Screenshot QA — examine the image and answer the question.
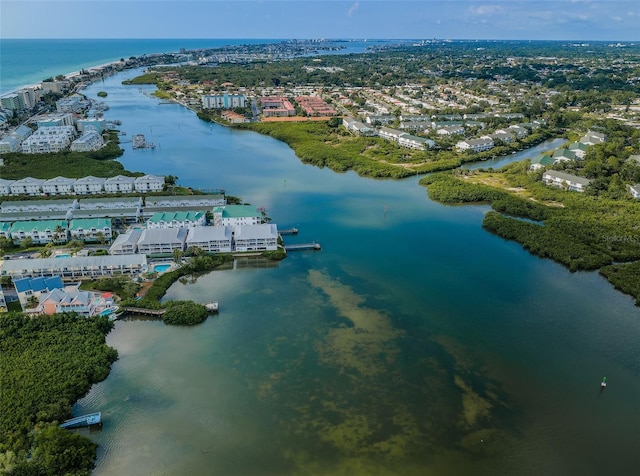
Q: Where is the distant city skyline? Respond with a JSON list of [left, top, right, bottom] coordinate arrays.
[[1, 0, 639, 41]]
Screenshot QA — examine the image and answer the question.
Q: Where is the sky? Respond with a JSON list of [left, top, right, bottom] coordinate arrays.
[[1, 0, 639, 41]]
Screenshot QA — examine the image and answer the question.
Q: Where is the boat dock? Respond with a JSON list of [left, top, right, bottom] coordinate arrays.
[[205, 301, 219, 312], [285, 243, 321, 252], [279, 228, 299, 235], [60, 412, 101, 429]]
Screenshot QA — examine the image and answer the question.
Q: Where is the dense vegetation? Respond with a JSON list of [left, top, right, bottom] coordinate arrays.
[[1, 131, 132, 179], [162, 301, 208, 325], [600, 262, 640, 305], [0, 313, 117, 475]]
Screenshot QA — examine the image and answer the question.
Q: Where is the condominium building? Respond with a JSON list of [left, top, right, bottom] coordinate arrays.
[[109, 229, 143, 255], [201, 93, 247, 109], [73, 176, 106, 195], [9, 177, 45, 196], [9, 220, 68, 245], [104, 175, 135, 193], [185, 226, 233, 252], [0, 255, 148, 280], [68, 218, 112, 243], [136, 228, 187, 254], [70, 130, 104, 152], [212, 205, 262, 226], [42, 177, 77, 196], [147, 211, 206, 229], [20, 125, 76, 153], [134, 175, 165, 192], [233, 224, 278, 252]]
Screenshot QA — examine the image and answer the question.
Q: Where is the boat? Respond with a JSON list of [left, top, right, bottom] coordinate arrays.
[[205, 301, 219, 312], [601, 377, 607, 388], [60, 412, 101, 429]]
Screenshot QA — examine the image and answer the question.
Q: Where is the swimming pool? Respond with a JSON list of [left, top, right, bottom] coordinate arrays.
[[153, 263, 172, 273], [55, 254, 71, 258]]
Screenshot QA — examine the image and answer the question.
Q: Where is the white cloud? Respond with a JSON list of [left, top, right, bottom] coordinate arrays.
[[467, 4, 505, 17]]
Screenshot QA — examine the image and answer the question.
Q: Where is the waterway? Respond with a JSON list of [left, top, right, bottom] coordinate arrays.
[[75, 69, 640, 476]]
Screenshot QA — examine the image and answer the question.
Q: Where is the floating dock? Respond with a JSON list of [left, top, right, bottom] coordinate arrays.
[[60, 412, 101, 429]]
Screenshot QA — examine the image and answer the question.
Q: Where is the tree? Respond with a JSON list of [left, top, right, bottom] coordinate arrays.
[[95, 232, 106, 245], [172, 248, 184, 263], [20, 237, 33, 249], [26, 295, 39, 309]]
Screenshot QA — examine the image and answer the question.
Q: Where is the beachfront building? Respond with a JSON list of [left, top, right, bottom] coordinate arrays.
[[147, 211, 206, 229], [145, 194, 225, 208], [109, 229, 142, 255], [1, 94, 22, 112], [134, 175, 165, 192], [542, 171, 592, 192], [104, 175, 135, 193], [9, 220, 68, 245], [136, 228, 187, 254], [42, 177, 77, 196], [212, 205, 262, 227], [71, 130, 104, 152], [73, 176, 106, 195], [260, 96, 295, 117], [201, 93, 247, 109], [9, 177, 45, 196], [20, 125, 76, 153], [36, 113, 74, 128], [13, 276, 64, 310], [185, 226, 233, 253], [455, 138, 494, 153], [233, 224, 278, 252], [0, 255, 148, 280], [69, 218, 112, 243]]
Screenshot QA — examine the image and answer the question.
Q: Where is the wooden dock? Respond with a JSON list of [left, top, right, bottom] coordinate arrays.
[[121, 307, 166, 316], [279, 228, 299, 235], [285, 243, 321, 252]]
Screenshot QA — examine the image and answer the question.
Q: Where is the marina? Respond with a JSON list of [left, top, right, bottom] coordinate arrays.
[[132, 134, 155, 149]]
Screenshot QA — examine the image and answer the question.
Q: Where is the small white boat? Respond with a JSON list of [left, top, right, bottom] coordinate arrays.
[[601, 377, 607, 388]]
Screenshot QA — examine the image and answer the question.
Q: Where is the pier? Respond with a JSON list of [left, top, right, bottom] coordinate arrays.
[[121, 307, 166, 316], [60, 412, 101, 429], [279, 228, 299, 235], [285, 243, 321, 251]]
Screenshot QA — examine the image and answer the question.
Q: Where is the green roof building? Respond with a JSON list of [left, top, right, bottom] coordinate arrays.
[[211, 205, 261, 226], [9, 220, 68, 245]]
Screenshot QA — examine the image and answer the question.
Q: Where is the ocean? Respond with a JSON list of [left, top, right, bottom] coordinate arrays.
[[3, 40, 640, 475]]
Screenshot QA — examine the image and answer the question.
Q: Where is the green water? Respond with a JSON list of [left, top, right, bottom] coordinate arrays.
[[74, 70, 640, 476]]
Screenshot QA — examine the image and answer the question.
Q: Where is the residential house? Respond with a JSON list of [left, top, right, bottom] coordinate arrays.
[[212, 205, 262, 227], [73, 176, 105, 195], [9, 220, 68, 245], [136, 228, 188, 254], [69, 218, 112, 243], [20, 126, 76, 153], [437, 125, 465, 136], [109, 229, 142, 255], [13, 276, 64, 310], [0, 222, 11, 238], [185, 226, 233, 253], [0, 135, 22, 154], [104, 175, 135, 193], [508, 125, 529, 139], [0, 179, 14, 195], [542, 170, 592, 192], [552, 148, 577, 163], [529, 154, 554, 171], [147, 211, 206, 229], [70, 130, 104, 152], [233, 224, 278, 251], [343, 118, 375, 136], [37, 288, 113, 317], [0, 255, 148, 280], [397, 134, 434, 150], [42, 177, 76, 196], [568, 142, 588, 159], [455, 137, 494, 153], [134, 175, 165, 192], [486, 131, 515, 144], [580, 131, 606, 145], [9, 177, 45, 196]]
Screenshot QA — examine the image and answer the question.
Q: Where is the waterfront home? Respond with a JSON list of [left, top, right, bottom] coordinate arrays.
[[13, 275, 64, 309], [109, 229, 142, 255], [397, 133, 434, 150], [221, 110, 248, 123], [233, 224, 278, 252], [68, 218, 112, 243], [70, 130, 104, 152], [21, 126, 76, 154], [377, 127, 405, 142], [36, 287, 110, 317], [9, 220, 68, 245], [552, 148, 577, 163], [104, 175, 135, 194], [542, 170, 592, 192], [73, 176, 105, 195], [9, 177, 45, 196], [485, 131, 515, 144], [134, 174, 165, 192], [80, 196, 142, 210], [507, 125, 529, 139], [343, 118, 375, 136], [529, 154, 554, 171], [627, 184, 640, 199], [76, 118, 105, 134], [136, 228, 187, 254], [1, 198, 76, 213], [42, 177, 77, 196], [0, 255, 148, 280], [147, 211, 206, 229], [144, 194, 226, 208], [212, 205, 262, 227], [455, 137, 494, 153], [185, 226, 233, 253]]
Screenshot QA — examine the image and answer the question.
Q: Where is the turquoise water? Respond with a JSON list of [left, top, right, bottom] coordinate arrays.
[[152, 264, 172, 273], [67, 69, 640, 476], [55, 254, 71, 259]]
